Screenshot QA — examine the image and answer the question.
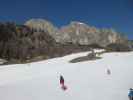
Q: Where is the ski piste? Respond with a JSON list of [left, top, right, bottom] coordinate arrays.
[[0, 50, 133, 100]]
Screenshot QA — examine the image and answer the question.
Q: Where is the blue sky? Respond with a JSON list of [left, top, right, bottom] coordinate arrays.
[[0, 0, 133, 39]]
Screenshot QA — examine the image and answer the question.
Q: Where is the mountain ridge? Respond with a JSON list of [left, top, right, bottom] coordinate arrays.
[[0, 19, 131, 63], [25, 19, 128, 47]]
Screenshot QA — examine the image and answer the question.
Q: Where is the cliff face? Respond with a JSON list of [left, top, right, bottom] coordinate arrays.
[[25, 19, 58, 37], [56, 21, 128, 47], [25, 20, 128, 47]]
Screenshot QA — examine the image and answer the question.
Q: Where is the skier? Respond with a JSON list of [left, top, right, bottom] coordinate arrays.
[[60, 75, 67, 91], [60, 75, 64, 85], [107, 68, 111, 75], [128, 88, 133, 100]]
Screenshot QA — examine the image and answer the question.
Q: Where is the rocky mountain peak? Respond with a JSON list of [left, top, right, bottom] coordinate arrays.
[[56, 21, 127, 46], [25, 19, 57, 36], [25, 18, 128, 47]]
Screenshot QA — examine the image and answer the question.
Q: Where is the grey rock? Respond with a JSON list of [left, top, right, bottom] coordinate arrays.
[[56, 21, 128, 47], [25, 19, 58, 36], [25, 19, 128, 47]]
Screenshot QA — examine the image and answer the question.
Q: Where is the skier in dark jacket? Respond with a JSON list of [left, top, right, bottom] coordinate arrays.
[[60, 75, 64, 85], [107, 68, 111, 75], [59, 75, 67, 91], [128, 88, 133, 100]]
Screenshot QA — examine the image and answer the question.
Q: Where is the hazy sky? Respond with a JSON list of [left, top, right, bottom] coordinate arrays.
[[0, 0, 133, 39]]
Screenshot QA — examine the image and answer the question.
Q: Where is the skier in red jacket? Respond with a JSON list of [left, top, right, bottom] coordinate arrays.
[[60, 75, 67, 91], [60, 75, 64, 85]]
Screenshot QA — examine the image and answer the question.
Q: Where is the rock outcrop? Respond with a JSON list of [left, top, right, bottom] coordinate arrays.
[[56, 21, 128, 47], [25, 19, 128, 47], [25, 19, 58, 37]]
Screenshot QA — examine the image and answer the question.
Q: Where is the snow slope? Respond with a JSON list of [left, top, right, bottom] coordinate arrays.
[[0, 50, 133, 100]]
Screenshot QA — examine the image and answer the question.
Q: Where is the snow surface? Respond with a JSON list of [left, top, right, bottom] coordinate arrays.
[[0, 50, 133, 100]]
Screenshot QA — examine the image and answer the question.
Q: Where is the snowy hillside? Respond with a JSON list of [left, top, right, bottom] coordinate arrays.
[[0, 50, 133, 100]]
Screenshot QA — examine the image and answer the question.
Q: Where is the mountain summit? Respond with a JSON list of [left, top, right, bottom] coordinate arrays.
[[25, 19, 57, 36], [25, 19, 128, 47], [56, 21, 127, 47]]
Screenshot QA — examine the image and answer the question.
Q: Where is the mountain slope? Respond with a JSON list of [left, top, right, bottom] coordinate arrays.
[[25, 19, 58, 36], [0, 22, 57, 61], [56, 21, 128, 47], [25, 19, 128, 47]]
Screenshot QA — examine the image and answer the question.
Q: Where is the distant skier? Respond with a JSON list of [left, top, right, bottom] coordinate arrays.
[[107, 68, 111, 75], [60, 75, 67, 91], [128, 88, 133, 100]]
